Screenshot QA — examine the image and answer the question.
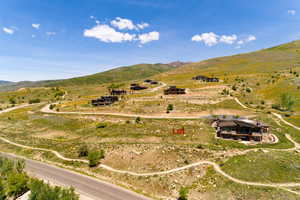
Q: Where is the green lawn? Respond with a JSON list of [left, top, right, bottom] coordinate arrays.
[[222, 151, 300, 183]]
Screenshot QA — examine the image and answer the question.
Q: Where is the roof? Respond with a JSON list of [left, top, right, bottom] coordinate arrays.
[[218, 121, 237, 127], [217, 119, 269, 128]]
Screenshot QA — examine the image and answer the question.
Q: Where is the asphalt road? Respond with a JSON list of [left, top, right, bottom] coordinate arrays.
[[1, 153, 151, 200]]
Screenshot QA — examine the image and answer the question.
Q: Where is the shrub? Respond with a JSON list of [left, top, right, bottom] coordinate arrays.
[[9, 97, 16, 105], [78, 145, 89, 157], [178, 187, 189, 200], [88, 150, 105, 167], [29, 99, 41, 104], [135, 117, 141, 124], [221, 89, 229, 96], [246, 88, 251, 93], [54, 91, 65, 98], [49, 104, 56, 110], [167, 104, 174, 113], [96, 123, 107, 129], [231, 85, 237, 91]]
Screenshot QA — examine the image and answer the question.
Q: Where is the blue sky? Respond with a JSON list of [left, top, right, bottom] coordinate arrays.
[[1, 0, 300, 81]]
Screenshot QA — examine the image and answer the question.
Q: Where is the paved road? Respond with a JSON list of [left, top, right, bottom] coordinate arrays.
[[1, 153, 151, 200]]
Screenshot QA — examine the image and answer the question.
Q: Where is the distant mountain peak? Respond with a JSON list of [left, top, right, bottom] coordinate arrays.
[[167, 61, 191, 67], [0, 80, 13, 85]]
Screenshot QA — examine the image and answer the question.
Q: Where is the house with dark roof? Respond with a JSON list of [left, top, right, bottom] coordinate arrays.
[[130, 84, 148, 90], [164, 86, 186, 95], [91, 96, 119, 106], [193, 75, 219, 82], [215, 119, 269, 141], [110, 89, 127, 96]]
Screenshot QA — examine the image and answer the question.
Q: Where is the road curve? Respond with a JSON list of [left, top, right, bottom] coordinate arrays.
[[0, 152, 151, 200], [0, 104, 31, 114], [272, 112, 300, 131], [41, 104, 204, 119]]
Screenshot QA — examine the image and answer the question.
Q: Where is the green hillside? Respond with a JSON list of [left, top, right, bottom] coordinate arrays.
[[0, 63, 176, 91], [155, 39, 300, 114], [157, 40, 300, 83], [46, 63, 176, 87]]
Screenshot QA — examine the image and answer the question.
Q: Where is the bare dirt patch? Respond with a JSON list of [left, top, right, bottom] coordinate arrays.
[[33, 130, 75, 139]]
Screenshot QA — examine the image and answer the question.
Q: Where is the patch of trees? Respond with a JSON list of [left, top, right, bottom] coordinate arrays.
[[29, 179, 78, 200], [88, 150, 105, 167], [78, 145, 105, 167], [0, 156, 79, 200], [9, 97, 16, 105], [272, 93, 295, 112], [280, 93, 295, 111]]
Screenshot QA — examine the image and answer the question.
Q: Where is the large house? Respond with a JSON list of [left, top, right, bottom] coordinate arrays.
[[144, 79, 158, 84], [110, 89, 127, 96], [91, 96, 119, 106], [214, 118, 269, 142], [130, 83, 148, 90], [164, 86, 186, 95], [193, 75, 219, 82]]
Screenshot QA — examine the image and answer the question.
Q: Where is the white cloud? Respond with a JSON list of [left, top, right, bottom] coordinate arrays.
[[138, 31, 159, 44], [137, 22, 149, 30], [84, 18, 157, 45], [32, 24, 40, 29], [220, 34, 237, 44], [245, 35, 256, 42], [3, 27, 14, 35], [32, 34, 36, 38], [90, 16, 95, 19], [46, 32, 56, 36], [111, 17, 136, 30], [110, 17, 150, 30], [288, 10, 296, 15], [191, 32, 219, 46], [192, 32, 256, 47], [84, 24, 136, 43], [236, 35, 256, 47]]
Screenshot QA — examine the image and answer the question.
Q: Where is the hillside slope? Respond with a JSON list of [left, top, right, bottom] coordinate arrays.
[[0, 63, 177, 91], [155, 40, 300, 113], [157, 40, 300, 83], [46, 63, 176, 87]]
